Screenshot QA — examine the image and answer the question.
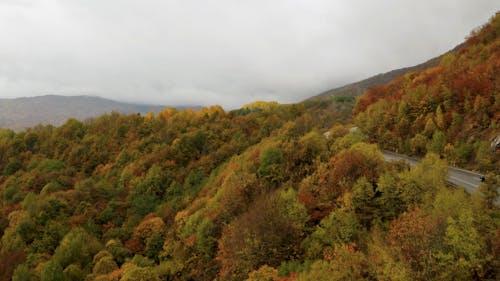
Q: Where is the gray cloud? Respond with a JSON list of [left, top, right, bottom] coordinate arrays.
[[0, 0, 498, 109]]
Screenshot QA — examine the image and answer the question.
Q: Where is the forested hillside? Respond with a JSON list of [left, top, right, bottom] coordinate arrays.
[[0, 13, 499, 281], [309, 45, 454, 100], [355, 13, 500, 172]]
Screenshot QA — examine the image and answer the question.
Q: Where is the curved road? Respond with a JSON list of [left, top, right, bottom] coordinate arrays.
[[382, 150, 485, 194]]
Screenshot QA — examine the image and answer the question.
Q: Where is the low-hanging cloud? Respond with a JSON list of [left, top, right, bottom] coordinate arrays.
[[0, 0, 498, 109]]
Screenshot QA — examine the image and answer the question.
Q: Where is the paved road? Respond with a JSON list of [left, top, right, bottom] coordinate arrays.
[[382, 150, 484, 194]]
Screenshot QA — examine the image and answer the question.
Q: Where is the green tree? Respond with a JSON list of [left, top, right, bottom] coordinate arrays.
[[474, 141, 494, 169], [375, 173, 406, 223], [330, 130, 367, 154], [399, 153, 447, 207], [93, 256, 118, 275], [53, 228, 102, 268], [3, 159, 23, 175], [478, 173, 499, 209], [436, 209, 487, 280], [427, 130, 445, 154], [120, 265, 160, 281], [409, 134, 427, 155], [257, 147, 285, 185], [351, 177, 378, 227], [41, 260, 65, 281], [298, 130, 328, 163], [63, 264, 85, 281], [302, 209, 362, 259], [12, 264, 33, 281], [452, 142, 473, 165], [145, 232, 164, 262], [435, 105, 445, 129]]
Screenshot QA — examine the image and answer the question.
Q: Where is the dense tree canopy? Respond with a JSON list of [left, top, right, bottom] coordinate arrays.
[[354, 13, 499, 172], [0, 12, 499, 281]]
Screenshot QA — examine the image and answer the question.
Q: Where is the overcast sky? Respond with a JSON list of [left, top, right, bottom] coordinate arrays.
[[0, 1, 498, 109]]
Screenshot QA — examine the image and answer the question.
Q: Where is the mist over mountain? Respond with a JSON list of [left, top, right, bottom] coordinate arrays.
[[0, 95, 198, 131], [309, 43, 464, 100], [0, 8, 498, 281]]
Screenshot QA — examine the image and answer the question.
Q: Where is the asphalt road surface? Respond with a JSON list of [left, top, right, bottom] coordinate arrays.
[[382, 150, 484, 194]]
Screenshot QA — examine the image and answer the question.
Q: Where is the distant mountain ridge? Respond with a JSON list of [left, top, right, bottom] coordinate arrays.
[[0, 95, 197, 131], [309, 43, 464, 100]]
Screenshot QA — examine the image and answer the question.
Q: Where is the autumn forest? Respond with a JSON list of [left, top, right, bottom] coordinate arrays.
[[0, 12, 499, 281]]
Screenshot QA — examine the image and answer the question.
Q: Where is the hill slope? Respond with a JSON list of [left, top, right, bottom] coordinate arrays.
[[354, 12, 499, 172], [309, 44, 463, 100], [0, 13, 498, 281], [0, 95, 195, 131]]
